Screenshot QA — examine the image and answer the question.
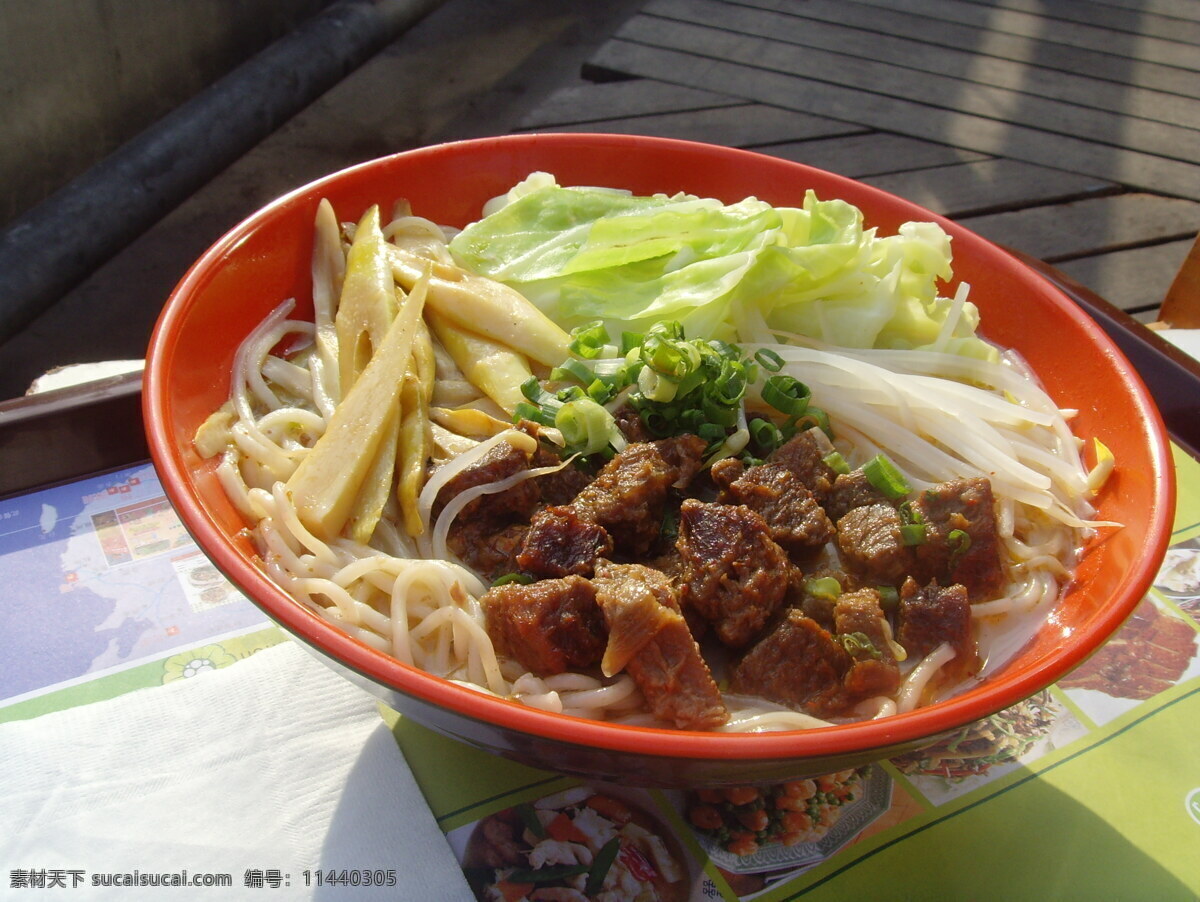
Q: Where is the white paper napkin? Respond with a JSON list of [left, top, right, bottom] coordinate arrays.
[[0, 641, 473, 900], [1156, 328, 1200, 362]]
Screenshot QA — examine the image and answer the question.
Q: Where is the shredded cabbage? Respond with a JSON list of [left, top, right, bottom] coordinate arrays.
[[449, 172, 995, 360]]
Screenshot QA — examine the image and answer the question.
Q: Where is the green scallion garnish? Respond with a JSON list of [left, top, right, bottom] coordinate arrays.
[[761, 375, 811, 417], [568, 321, 612, 359], [863, 454, 912, 501], [823, 450, 851, 475], [948, 528, 972, 565], [806, 576, 842, 600]]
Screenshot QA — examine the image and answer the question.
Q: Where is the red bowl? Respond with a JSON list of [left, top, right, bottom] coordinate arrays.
[[144, 134, 1175, 786]]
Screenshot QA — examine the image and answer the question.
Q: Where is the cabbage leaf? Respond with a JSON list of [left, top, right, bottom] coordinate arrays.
[[448, 173, 993, 359]]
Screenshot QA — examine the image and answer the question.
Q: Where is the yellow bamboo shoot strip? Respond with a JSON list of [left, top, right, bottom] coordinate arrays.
[[334, 206, 405, 544], [387, 244, 570, 367], [397, 375, 428, 537], [336, 206, 397, 392], [396, 320, 436, 537], [427, 310, 533, 416], [285, 277, 428, 541], [346, 392, 401, 545], [310, 198, 345, 410]]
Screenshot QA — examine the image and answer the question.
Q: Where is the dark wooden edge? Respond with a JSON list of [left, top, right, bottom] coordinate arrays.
[[1007, 249, 1200, 462], [0, 369, 149, 499]]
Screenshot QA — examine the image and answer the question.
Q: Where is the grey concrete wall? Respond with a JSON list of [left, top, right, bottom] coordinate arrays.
[[0, 0, 334, 228]]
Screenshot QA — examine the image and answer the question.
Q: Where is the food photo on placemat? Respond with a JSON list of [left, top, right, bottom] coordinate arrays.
[[676, 765, 891, 889], [1156, 539, 1200, 618], [1058, 596, 1200, 725], [888, 690, 1088, 804], [451, 784, 694, 902]]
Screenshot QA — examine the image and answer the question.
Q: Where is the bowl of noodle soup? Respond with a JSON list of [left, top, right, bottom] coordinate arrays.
[[144, 133, 1174, 786]]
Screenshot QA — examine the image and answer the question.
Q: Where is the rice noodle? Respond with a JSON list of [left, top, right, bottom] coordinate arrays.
[[897, 643, 957, 713]]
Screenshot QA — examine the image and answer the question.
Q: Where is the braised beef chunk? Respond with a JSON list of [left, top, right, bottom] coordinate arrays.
[[676, 499, 793, 648], [730, 609, 851, 716], [825, 470, 894, 522], [834, 589, 901, 700], [896, 578, 973, 661], [516, 506, 613, 578], [481, 576, 606, 675], [834, 589, 897, 663], [448, 521, 527, 582], [767, 429, 839, 503], [572, 435, 708, 556], [910, 478, 1005, 599], [613, 405, 654, 443], [434, 439, 539, 527], [709, 456, 744, 488], [592, 561, 728, 730], [834, 503, 912, 585], [530, 446, 594, 506], [713, 461, 834, 554]]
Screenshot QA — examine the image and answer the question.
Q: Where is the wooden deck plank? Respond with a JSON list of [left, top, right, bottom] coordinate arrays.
[[962, 0, 1200, 46], [846, 0, 1200, 69], [957, 193, 1200, 260], [861, 158, 1118, 218], [618, 12, 1200, 163], [1055, 238, 1199, 313], [1089, 0, 1200, 19], [590, 34, 1200, 199], [761, 133, 991, 179], [525, 102, 863, 147], [744, 0, 1200, 98], [656, 0, 1200, 129], [517, 78, 739, 129]]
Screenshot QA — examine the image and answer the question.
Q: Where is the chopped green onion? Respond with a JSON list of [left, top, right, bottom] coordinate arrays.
[[642, 333, 701, 379], [948, 528, 972, 566], [587, 378, 615, 404], [900, 523, 928, 546], [863, 454, 912, 501], [838, 631, 882, 660], [555, 398, 617, 456], [761, 375, 810, 417], [823, 451, 851, 475], [806, 576, 842, 600], [569, 321, 611, 359], [876, 585, 899, 611], [749, 418, 783, 453], [793, 406, 831, 437], [620, 331, 644, 355], [555, 385, 586, 403], [530, 320, 845, 464], [649, 320, 685, 341], [637, 366, 678, 403], [702, 397, 740, 428], [520, 375, 544, 403], [754, 347, 785, 372], [550, 358, 594, 385], [491, 572, 533, 587], [513, 401, 555, 427]]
